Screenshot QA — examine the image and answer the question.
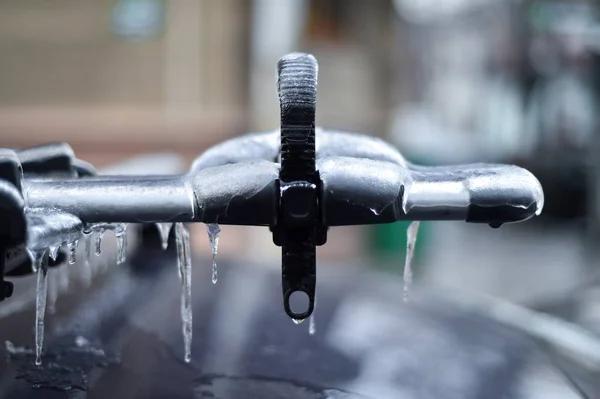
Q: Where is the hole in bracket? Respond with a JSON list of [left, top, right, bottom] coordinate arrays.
[[284, 289, 314, 319], [288, 290, 310, 315]]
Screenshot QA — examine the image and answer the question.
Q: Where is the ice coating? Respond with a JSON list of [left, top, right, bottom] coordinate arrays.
[[191, 130, 280, 171], [316, 129, 408, 168], [403, 221, 420, 302], [403, 163, 545, 221], [156, 222, 173, 250], [25, 210, 82, 253], [317, 157, 406, 224], [309, 314, 316, 335], [186, 127, 543, 225], [22, 176, 195, 224], [206, 223, 221, 284], [175, 223, 193, 363], [318, 156, 544, 225], [191, 160, 279, 223]]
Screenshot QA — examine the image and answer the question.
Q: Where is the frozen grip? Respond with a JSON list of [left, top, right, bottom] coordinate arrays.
[[277, 53, 318, 183]]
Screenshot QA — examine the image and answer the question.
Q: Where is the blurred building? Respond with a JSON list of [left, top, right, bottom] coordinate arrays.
[[0, 0, 395, 168]]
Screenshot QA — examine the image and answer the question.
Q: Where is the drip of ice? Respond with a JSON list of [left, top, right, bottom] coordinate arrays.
[[309, 314, 316, 335], [28, 249, 46, 273], [48, 245, 60, 262], [292, 318, 304, 325], [34, 251, 48, 366], [156, 223, 173, 250], [206, 224, 221, 284], [67, 240, 79, 265], [94, 227, 105, 256], [115, 224, 128, 264], [403, 221, 420, 302], [175, 223, 193, 363]]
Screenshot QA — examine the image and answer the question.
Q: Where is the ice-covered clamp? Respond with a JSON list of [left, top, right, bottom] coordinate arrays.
[[0, 53, 544, 322]]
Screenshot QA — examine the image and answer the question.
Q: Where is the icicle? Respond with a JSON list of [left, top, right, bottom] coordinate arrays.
[[115, 224, 128, 265], [308, 315, 316, 335], [94, 227, 105, 256], [28, 248, 45, 273], [175, 223, 193, 363], [292, 318, 304, 325], [81, 230, 93, 285], [206, 224, 221, 284], [403, 221, 420, 302], [67, 240, 79, 265], [34, 251, 48, 366], [48, 245, 60, 262], [156, 223, 173, 250]]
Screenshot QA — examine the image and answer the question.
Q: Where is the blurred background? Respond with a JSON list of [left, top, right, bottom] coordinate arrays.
[[2, 0, 600, 397]]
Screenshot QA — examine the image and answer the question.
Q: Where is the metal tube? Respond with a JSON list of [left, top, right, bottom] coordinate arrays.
[[22, 176, 196, 224]]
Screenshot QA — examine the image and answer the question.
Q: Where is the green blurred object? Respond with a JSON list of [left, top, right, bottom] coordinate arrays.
[[369, 221, 429, 275]]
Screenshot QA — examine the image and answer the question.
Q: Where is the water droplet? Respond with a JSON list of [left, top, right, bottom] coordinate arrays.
[[403, 221, 420, 302], [67, 240, 79, 265], [292, 318, 304, 325], [34, 251, 48, 366], [309, 314, 316, 335], [156, 223, 173, 250], [75, 335, 90, 347], [206, 224, 221, 284], [115, 224, 128, 265], [175, 223, 193, 363]]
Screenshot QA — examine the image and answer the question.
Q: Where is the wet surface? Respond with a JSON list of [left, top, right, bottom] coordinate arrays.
[[0, 240, 595, 398]]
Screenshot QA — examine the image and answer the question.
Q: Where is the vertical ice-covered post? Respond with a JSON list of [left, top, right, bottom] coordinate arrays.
[[175, 222, 193, 363]]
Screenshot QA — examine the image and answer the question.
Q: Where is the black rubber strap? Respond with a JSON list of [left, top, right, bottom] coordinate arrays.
[[276, 53, 319, 320]]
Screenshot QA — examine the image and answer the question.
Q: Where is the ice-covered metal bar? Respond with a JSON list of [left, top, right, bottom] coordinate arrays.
[[23, 176, 195, 224], [22, 159, 281, 226]]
